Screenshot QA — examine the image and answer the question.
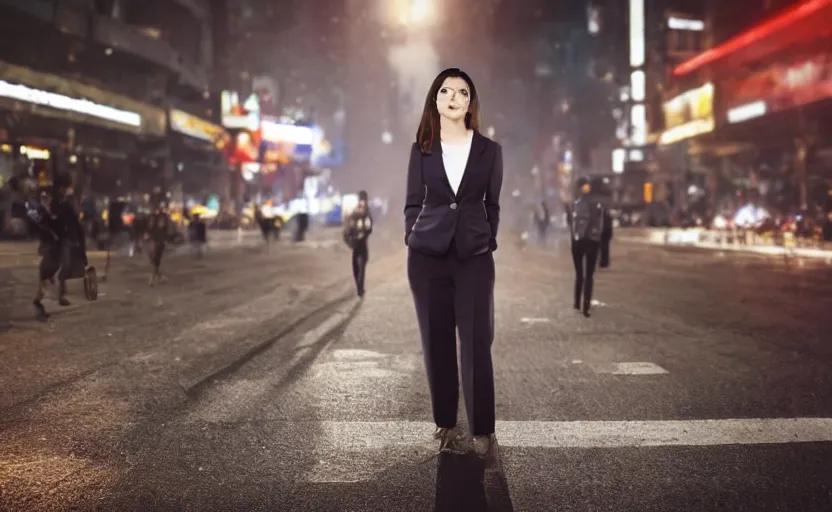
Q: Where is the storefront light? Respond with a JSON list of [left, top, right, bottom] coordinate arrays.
[[659, 118, 715, 145], [727, 100, 767, 123], [20, 145, 50, 160], [261, 121, 315, 145], [169, 109, 225, 143], [668, 17, 704, 31], [0, 80, 141, 127]]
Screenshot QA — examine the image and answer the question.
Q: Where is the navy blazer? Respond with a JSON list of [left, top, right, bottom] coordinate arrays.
[[404, 131, 503, 259]]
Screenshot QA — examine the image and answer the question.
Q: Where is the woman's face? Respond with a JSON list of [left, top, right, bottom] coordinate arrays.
[[435, 77, 471, 122]]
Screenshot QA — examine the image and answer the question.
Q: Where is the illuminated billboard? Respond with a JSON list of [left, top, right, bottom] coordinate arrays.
[[169, 109, 228, 147], [220, 91, 260, 130], [660, 83, 714, 145]]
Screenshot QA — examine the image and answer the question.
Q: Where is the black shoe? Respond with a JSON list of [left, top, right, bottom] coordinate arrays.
[[358, 288, 365, 298], [582, 301, 591, 317], [58, 297, 71, 307], [33, 300, 49, 321]]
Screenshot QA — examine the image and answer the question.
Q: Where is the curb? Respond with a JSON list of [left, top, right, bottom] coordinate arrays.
[[618, 228, 832, 261]]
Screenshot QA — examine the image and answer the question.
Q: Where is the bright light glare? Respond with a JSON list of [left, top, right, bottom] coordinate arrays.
[[630, 103, 647, 146], [612, 148, 626, 173], [727, 101, 767, 123], [398, 0, 432, 25], [659, 118, 714, 145], [629, 0, 645, 67], [630, 70, 645, 101], [668, 17, 705, 31]]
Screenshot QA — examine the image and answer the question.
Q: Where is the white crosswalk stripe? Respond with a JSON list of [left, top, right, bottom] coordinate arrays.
[[303, 418, 832, 482]]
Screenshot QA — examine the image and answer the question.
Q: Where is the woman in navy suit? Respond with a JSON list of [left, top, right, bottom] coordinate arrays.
[[404, 68, 503, 468]]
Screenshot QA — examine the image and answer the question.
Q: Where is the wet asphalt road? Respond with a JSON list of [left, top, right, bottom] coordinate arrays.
[[1, 235, 831, 512]]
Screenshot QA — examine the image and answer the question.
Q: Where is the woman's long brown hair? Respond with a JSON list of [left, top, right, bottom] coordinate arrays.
[[416, 68, 481, 154]]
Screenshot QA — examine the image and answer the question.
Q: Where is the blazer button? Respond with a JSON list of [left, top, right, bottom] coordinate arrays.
[[450, 203, 458, 210]]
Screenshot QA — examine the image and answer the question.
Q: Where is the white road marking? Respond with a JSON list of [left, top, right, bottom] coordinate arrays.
[[303, 418, 832, 482], [590, 299, 606, 307], [594, 362, 668, 375], [520, 317, 551, 324]]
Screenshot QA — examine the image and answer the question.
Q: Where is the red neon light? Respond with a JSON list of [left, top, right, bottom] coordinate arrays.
[[674, 0, 831, 76]]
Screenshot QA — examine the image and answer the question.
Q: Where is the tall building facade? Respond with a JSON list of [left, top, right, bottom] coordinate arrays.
[[659, 0, 831, 218], [216, 0, 349, 206], [0, 0, 228, 212]]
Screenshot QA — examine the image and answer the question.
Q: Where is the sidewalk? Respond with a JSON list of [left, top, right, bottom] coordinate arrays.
[[0, 228, 304, 268], [618, 227, 832, 261], [0, 229, 260, 255]]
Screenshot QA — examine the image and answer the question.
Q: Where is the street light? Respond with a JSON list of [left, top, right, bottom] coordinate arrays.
[[395, 0, 433, 26]]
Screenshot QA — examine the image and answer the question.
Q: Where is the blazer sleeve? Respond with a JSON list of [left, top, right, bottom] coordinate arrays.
[[403, 142, 424, 244], [485, 143, 504, 251]]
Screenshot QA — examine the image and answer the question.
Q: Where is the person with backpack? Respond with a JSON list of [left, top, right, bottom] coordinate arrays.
[[570, 177, 605, 317], [343, 190, 373, 297], [25, 176, 87, 318]]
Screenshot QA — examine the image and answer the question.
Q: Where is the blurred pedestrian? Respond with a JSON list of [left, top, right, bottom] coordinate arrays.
[[25, 187, 61, 320], [405, 68, 503, 467], [534, 201, 550, 246], [145, 203, 170, 286], [24, 176, 88, 318], [51, 178, 87, 306], [343, 190, 373, 297], [254, 204, 274, 251], [188, 213, 207, 258], [570, 177, 605, 316]]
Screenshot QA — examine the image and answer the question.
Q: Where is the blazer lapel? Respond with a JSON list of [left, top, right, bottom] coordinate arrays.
[[455, 131, 487, 198], [430, 138, 456, 198]]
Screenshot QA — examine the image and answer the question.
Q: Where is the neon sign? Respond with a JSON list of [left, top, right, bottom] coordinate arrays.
[[722, 52, 832, 116], [674, 0, 829, 76]]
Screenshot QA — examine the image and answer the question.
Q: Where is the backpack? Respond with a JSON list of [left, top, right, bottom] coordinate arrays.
[[571, 196, 604, 242]]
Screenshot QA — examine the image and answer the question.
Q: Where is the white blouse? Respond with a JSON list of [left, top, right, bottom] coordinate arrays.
[[441, 132, 473, 195]]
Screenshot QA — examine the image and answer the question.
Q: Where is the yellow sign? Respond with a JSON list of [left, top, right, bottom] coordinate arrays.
[[38, 170, 51, 187], [169, 109, 228, 147], [660, 83, 714, 145]]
